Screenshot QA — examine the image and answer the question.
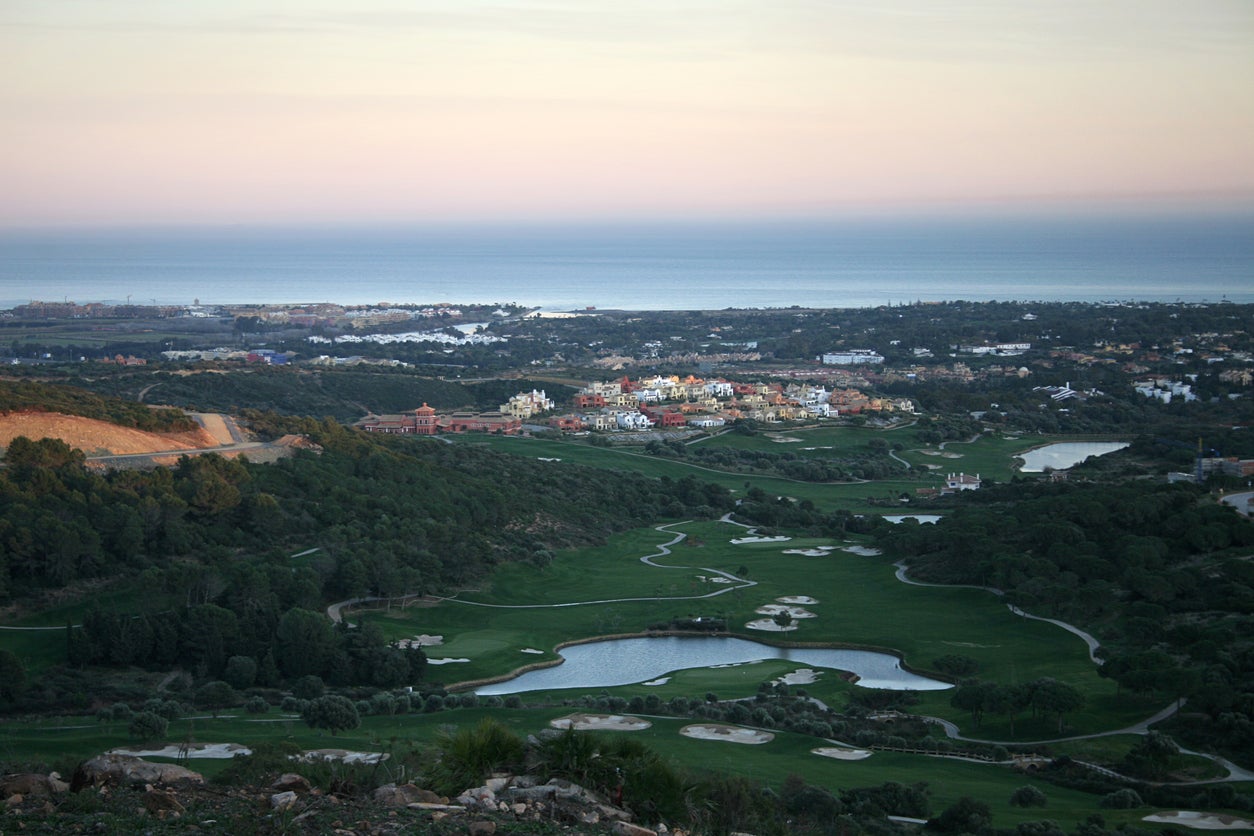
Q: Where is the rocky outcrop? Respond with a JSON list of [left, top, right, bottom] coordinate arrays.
[[71, 754, 204, 790], [0, 773, 68, 799]]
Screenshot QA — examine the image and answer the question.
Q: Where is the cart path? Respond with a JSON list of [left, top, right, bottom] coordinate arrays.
[[328, 521, 755, 620]]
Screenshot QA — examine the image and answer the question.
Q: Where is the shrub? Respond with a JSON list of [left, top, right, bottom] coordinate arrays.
[[301, 695, 360, 736], [426, 718, 524, 796], [1099, 788, 1144, 809], [244, 695, 269, 714], [128, 711, 168, 741], [1010, 785, 1048, 808]]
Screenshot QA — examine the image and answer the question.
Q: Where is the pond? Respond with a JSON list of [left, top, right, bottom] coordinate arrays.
[[475, 636, 951, 695], [883, 514, 941, 524], [1018, 441, 1129, 472]]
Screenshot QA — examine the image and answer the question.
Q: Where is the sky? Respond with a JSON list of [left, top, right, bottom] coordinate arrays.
[[3, 0, 1253, 226]]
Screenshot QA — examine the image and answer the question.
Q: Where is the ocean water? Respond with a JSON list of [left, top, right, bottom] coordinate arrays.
[[1, 212, 1251, 311]]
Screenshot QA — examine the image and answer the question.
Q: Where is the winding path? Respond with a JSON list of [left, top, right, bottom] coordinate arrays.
[[329, 522, 756, 621]]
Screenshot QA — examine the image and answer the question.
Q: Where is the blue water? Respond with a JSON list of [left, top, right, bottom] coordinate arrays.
[[474, 635, 951, 695], [1, 212, 1251, 310]]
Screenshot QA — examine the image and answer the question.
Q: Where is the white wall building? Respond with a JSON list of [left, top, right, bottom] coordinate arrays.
[[820, 350, 884, 365]]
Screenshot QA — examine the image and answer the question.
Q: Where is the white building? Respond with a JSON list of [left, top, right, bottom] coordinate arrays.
[[501, 389, 555, 418], [820, 350, 884, 365], [944, 472, 981, 492], [615, 411, 654, 431]]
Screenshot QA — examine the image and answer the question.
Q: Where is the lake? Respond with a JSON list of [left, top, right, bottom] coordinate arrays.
[[474, 635, 951, 695], [1018, 441, 1129, 472]]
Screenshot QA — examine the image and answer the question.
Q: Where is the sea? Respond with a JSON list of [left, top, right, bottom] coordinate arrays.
[[1, 211, 1251, 311]]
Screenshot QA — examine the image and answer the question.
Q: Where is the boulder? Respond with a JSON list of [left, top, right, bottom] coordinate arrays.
[[612, 823, 659, 836], [372, 783, 437, 807], [0, 773, 68, 798], [271, 773, 312, 794], [270, 790, 298, 811], [468, 821, 497, 836], [72, 755, 203, 790], [143, 786, 185, 818]]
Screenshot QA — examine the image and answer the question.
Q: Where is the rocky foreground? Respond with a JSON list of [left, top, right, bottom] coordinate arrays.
[[1, 754, 676, 835]]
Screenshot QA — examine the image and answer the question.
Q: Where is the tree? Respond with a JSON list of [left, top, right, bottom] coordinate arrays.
[[301, 695, 360, 736], [928, 796, 992, 834], [196, 680, 238, 718], [275, 608, 334, 679], [1009, 786, 1048, 808], [223, 655, 258, 690], [1031, 678, 1085, 734], [0, 650, 26, 703], [128, 711, 169, 741]]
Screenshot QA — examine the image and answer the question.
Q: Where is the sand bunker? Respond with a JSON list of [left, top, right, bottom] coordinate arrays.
[[427, 657, 471, 665], [551, 713, 652, 731], [783, 547, 835, 556], [768, 436, 802, 443], [941, 452, 962, 458], [813, 747, 873, 761], [731, 536, 791, 544], [642, 677, 670, 686], [395, 634, 443, 649], [697, 575, 734, 584], [680, 724, 773, 745], [1142, 812, 1254, 830], [520, 648, 544, 655], [777, 596, 818, 604], [755, 604, 816, 619], [841, 545, 882, 556], [710, 660, 762, 669], [774, 668, 820, 686], [746, 618, 798, 632], [300, 749, 389, 764], [108, 743, 251, 759]]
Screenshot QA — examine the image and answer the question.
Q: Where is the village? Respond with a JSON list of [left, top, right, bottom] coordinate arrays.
[[355, 374, 918, 437]]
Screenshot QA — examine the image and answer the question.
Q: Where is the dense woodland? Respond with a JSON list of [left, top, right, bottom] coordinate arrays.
[[0, 410, 731, 709], [879, 479, 1254, 766]]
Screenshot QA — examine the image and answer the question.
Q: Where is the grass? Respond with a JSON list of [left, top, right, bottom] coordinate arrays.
[[357, 517, 1156, 740], [7, 704, 1241, 830], [452, 429, 1118, 513]]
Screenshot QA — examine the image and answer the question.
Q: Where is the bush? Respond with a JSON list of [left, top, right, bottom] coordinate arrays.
[[1099, 788, 1144, 809], [128, 711, 168, 741], [1010, 785, 1048, 808], [301, 695, 360, 736], [244, 695, 269, 714], [426, 718, 524, 796], [292, 675, 325, 700]]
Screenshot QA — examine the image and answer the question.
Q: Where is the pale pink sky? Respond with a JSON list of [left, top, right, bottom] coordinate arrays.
[[3, 0, 1253, 226]]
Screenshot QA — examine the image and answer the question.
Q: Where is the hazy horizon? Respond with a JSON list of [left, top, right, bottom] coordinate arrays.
[[4, 1, 1252, 228]]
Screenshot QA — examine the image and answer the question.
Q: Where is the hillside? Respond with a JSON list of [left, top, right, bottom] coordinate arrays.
[[0, 411, 219, 456]]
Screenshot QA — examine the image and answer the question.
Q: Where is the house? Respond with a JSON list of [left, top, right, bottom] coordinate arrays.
[[500, 389, 554, 419], [442, 412, 522, 434], [943, 473, 981, 492], [820, 350, 884, 365]]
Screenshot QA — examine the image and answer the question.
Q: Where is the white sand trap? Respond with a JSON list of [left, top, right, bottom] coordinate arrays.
[[551, 713, 652, 731], [681, 724, 773, 745], [802, 446, 834, 451], [755, 605, 816, 619], [731, 536, 791, 544], [537, 457, 562, 462], [768, 436, 802, 443], [520, 647, 544, 654], [108, 743, 251, 759], [301, 749, 388, 764], [774, 668, 820, 685], [783, 547, 835, 556], [941, 452, 962, 458], [427, 657, 471, 665], [1142, 812, 1254, 830], [642, 677, 670, 686], [710, 660, 762, 669], [395, 634, 443, 649], [920, 450, 941, 456], [746, 618, 798, 632], [841, 545, 882, 556], [706, 576, 733, 584], [813, 747, 873, 761], [777, 596, 818, 604]]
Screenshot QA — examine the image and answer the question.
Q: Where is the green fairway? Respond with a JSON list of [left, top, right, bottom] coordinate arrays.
[[354, 517, 1152, 740], [449, 430, 1118, 512]]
